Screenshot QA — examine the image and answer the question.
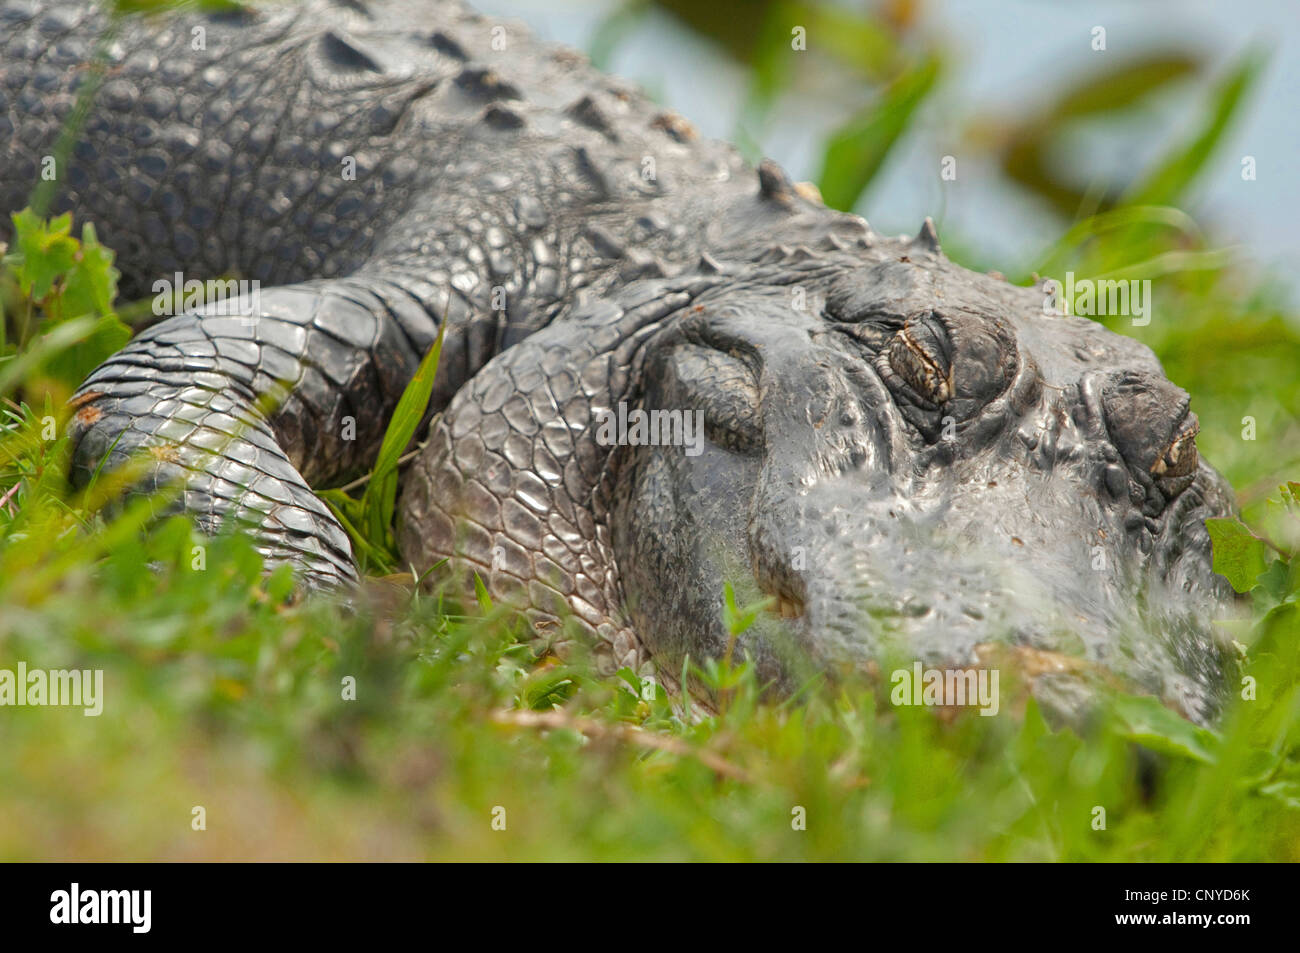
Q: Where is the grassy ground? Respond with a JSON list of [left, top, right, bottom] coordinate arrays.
[[0, 0, 1298, 861]]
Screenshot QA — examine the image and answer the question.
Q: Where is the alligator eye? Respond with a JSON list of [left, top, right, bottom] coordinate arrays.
[[1101, 372, 1199, 503], [1150, 417, 1199, 497], [885, 313, 952, 406]]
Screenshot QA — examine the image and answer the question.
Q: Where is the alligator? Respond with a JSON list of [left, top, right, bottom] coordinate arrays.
[[1, 0, 1239, 722]]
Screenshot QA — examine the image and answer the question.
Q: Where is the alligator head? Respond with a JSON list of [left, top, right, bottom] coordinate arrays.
[[609, 240, 1236, 723], [401, 223, 1238, 726]]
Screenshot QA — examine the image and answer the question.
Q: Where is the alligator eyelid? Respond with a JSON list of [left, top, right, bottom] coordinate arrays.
[[724, 346, 761, 379], [890, 324, 952, 405], [909, 309, 957, 366], [898, 324, 946, 376]]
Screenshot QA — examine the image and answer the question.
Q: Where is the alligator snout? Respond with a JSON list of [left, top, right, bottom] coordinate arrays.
[[612, 260, 1238, 723]]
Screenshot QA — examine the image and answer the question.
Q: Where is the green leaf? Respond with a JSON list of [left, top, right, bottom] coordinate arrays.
[[1110, 693, 1222, 764], [318, 488, 392, 572], [1046, 55, 1200, 122], [800, 2, 903, 83], [1283, 481, 1300, 506], [995, 55, 1203, 217], [721, 581, 771, 637], [61, 222, 120, 319], [1032, 205, 1202, 282], [1123, 47, 1266, 208], [1254, 558, 1295, 602], [816, 55, 940, 212], [1206, 517, 1270, 593], [1256, 780, 1300, 810], [38, 312, 131, 388], [473, 571, 493, 613], [615, 666, 643, 698], [586, 0, 650, 71], [9, 209, 78, 301], [359, 321, 446, 551], [0, 315, 101, 397]]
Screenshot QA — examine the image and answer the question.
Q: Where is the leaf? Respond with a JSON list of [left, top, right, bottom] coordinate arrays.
[[816, 55, 940, 212], [1032, 205, 1202, 281], [721, 581, 771, 637], [1110, 693, 1221, 764], [61, 222, 120, 319], [318, 488, 393, 573], [8, 209, 78, 301], [749, 0, 902, 114], [359, 322, 446, 550], [473, 571, 493, 613], [1046, 55, 1200, 121], [0, 315, 101, 397], [1254, 558, 1295, 603], [1285, 482, 1300, 506], [586, 0, 650, 71], [995, 54, 1203, 217], [801, 2, 903, 83], [615, 666, 643, 698], [1256, 780, 1300, 811], [1205, 517, 1270, 593], [38, 312, 132, 388], [1123, 47, 1266, 208]]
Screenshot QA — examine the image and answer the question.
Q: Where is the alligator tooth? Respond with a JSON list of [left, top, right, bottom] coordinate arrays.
[[771, 596, 805, 620]]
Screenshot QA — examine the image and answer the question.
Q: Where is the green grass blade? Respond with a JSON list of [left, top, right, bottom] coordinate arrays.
[[816, 55, 940, 212], [1123, 48, 1266, 208], [360, 322, 446, 549], [0, 315, 101, 397]]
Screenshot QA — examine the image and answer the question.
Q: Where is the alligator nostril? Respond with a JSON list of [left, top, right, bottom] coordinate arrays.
[[1100, 373, 1192, 472]]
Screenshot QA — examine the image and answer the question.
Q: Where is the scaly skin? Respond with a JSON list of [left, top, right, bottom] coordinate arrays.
[[1, 0, 1239, 721]]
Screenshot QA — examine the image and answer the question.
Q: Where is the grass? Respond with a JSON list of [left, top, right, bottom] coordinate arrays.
[[0, 0, 1298, 861]]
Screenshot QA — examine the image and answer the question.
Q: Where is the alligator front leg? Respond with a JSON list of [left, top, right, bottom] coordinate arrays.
[[67, 272, 449, 589], [398, 277, 707, 672]]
